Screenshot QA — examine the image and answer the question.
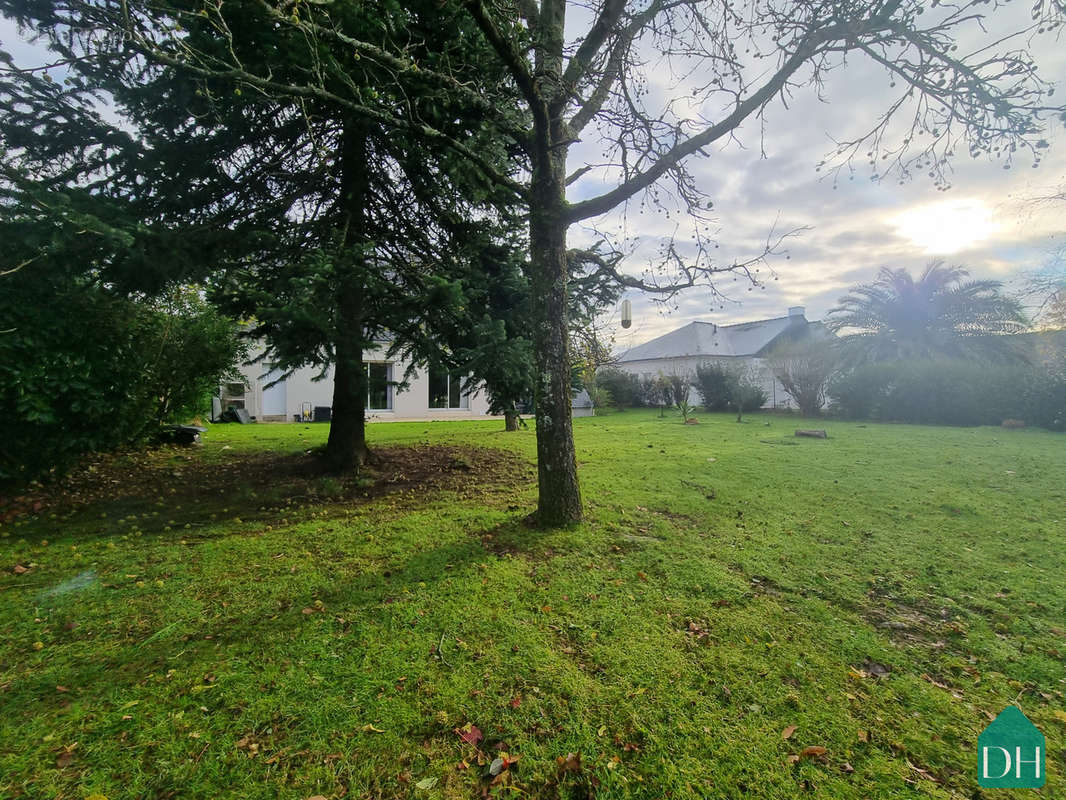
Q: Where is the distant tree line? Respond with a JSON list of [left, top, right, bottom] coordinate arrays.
[[585, 262, 1066, 430]]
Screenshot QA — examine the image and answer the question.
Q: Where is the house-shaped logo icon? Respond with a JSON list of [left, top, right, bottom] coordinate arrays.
[[978, 706, 1045, 788]]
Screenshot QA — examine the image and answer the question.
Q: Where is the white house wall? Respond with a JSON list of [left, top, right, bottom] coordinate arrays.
[[615, 356, 797, 410], [233, 344, 494, 422]]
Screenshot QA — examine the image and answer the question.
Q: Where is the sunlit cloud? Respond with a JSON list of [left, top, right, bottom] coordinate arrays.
[[892, 199, 1003, 255]]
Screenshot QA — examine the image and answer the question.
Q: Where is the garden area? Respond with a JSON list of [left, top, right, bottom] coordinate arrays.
[[2, 412, 1064, 798]]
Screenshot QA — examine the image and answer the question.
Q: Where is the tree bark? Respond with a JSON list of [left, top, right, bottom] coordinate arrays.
[[324, 119, 371, 472], [529, 196, 581, 525], [525, 0, 582, 526], [528, 131, 581, 520], [504, 408, 520, 431], [326, 278, 368, 471]]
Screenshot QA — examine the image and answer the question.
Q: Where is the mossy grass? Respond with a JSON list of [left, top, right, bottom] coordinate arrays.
[[2, 412, 1064, 798]]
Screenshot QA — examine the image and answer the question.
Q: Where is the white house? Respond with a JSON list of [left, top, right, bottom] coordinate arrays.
[[615, 306, 829, 408], [221, 342, 495, 422]]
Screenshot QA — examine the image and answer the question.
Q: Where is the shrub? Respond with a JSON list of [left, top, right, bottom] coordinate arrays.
[[638, 374, 674, 415], [732, 370, 769, 422], [1022, 368, 1066, 431], [692, 362, 735, 411], [768, 345, 836, 415], [596, 367, 642, 409], [827, 364, 894, 420], [0, 283, 246, 483], [827, 359, 1065, 429]]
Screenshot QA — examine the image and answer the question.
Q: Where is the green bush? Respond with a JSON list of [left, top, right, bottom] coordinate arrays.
[[692, 362, 735, 411], [0, 282, 246, 483], [827, 364, 893, 420], [595, 367, 643, 409], [733, 378, 769, 417], [1021, 368, 1066, 431], [827, 360, 1065, 429]]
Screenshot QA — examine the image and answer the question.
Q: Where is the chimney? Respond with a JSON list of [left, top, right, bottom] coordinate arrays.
[[788, 306, 806, 322]]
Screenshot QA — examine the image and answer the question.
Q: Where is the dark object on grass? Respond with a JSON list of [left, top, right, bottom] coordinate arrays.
[[313, 406, 332, 423], [219, 407, 251, 424], [795, 429, 828, 439], [158, 425, 207, 445]]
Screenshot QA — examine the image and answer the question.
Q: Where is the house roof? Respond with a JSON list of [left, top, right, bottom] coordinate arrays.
[[619, 315, 826, 362]]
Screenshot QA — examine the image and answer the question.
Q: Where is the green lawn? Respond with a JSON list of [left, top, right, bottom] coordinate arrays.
[[2, 411, 1065, 799]]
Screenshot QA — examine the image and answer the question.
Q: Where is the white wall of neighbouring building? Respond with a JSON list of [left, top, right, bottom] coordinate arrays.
[[613, 355, 792, 409], [613, 307, 831, 410], [221, 343, 494, 422]]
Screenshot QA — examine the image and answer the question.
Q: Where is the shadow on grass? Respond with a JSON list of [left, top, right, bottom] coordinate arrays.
[[2, 517, 558, 713]]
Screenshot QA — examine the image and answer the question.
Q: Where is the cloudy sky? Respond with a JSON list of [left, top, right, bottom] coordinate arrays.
[[3, 8, 1064, 356], [560, 8, 1066, 353]]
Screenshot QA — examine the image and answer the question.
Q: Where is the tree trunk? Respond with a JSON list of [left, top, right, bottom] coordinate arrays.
[[325, 280, 368, 471], [324, 119, 371, 473], [504, 408, 520, 431], [528, 134, 581, 525]]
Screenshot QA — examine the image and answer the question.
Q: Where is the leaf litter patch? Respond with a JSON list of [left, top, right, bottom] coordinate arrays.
[[2, 443, 534, 527]]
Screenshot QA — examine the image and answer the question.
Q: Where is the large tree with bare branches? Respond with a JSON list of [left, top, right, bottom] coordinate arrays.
[[5, 0, 1063, 524]]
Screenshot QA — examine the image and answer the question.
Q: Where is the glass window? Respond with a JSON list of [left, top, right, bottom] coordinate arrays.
[[429, 367, 450, 409], [429, 367, 468, 409], [365, 363, 392, 410]]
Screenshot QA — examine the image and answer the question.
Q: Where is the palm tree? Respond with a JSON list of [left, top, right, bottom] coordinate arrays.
[[827, 261, 1028, 364]]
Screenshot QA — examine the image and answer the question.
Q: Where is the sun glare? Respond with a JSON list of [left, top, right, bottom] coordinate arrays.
[[893, 198, 1002, 255]]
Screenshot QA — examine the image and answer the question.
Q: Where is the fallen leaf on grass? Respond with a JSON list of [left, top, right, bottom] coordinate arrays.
[[799, 746, 827, 759], [781, 725, 797, 740], [13, 564, 28, 575], [906, 759, 941, 784], [489, 752, 520, 777], [305, 796, 328, 800], [509, 695, 521, 709], [55, 743, 77, 768], [857, 730, 869, 743], [841, 761, 855, 774], [920, 673, 952, 690], [556, 752, 582, 773], [455, 723, 483, 746], [361, 724, 385, 733], [414, 777, 438, 790]]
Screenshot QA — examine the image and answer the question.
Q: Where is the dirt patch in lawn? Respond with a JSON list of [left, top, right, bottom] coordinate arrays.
[[0, 444, 534, 524]]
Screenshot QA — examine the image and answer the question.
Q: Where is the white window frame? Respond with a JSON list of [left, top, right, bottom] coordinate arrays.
[[366, 362, 393, 411], [428, 368, 469, 410]]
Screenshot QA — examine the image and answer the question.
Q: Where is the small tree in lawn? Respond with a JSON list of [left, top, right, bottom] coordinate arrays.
[[641, 374, 673, 417], [676, 389, 697, 424], [731, 368, 770, 423], [769, 344, 836, 416], [663, 372, 693, 411]]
